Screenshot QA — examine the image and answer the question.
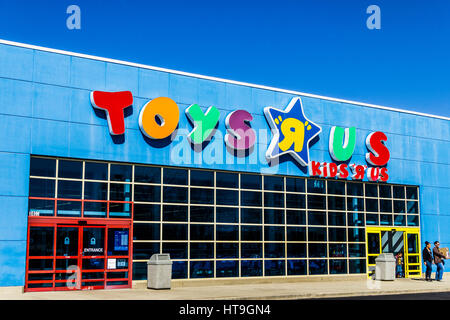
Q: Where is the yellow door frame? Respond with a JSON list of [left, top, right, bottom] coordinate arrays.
[[365, 227, 421, 278]]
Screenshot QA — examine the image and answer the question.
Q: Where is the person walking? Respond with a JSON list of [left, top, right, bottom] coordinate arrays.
[[433, 241, 446, 281], [422, 241, 433, 281]]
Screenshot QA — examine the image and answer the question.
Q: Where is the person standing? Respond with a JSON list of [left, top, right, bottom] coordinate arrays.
[[433, 241, 446, 281], [395, 252, 404, 278], [422, 241, 433, 281]]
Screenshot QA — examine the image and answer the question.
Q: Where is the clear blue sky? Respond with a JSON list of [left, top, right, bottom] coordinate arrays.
[[0, 0, 449, 117]]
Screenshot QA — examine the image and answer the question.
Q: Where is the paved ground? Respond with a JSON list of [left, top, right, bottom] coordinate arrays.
[[320, 291, 450, 300], [2, 277, 450, 300]]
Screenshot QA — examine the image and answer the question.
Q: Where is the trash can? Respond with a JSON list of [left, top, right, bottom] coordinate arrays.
[[147, 254, 172, 289], [375, 253, 396, 281]]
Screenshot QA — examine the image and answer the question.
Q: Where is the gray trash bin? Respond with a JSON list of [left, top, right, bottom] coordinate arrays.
[[147, 253, 172, 289], [375, 253, 396, 281]]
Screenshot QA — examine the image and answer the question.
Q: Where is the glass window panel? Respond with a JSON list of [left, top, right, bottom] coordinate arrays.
[[286, 193, 306, 209], [241, 243, 262, 258], [134, 166, 161, 183], [328, 211, 346, 226], [57, 180, 82, 199], [406, 187, 418, 200], [327, 180, 345, 195], [308, 227, 327, 241], [365, 199, 378, 212], [379, 185, 392, 198], [349, 259, 366, 274], [308, 211, 326, 226], [241, 225, 262, 241], [216, 172, 238, 188], [380, 214, 392, 226], [347, 182, 363, 196], [85, 162, 108, 181], [328, 228, 346, 242], [286, 177, 305, 193], [83, 201, 107, 217], [309, 243, 327, 258], [162, 223, 187, 241], [216, 243, 239, 259], [84, 182, 107, 200], [348, 228, 365, 242], [190, 224, 213, 241], [132, 262, 147, 280], [190, 261, 213, 278], [347, 197, 364, 212], [365, 184, 378, 197], [110, 164, 132, 182], [216, 207, 238, 223], [265, 260, 285, 276], [407, 215, 419, 226], [307, 179, 325, 194], [264, 176, 284, 191], [29, 227, 54, 256], [366, 214, 379, 225], [309, 259, 328, 275], [240, 174, 261, 190], [241, 191, 262, 207], [29, 178, 55, 198], [109, 183, 132, 201], [329, 243, 347, 257], [216, 260, 238, 278], [264, 192, 284, 208], [407, 201, 418, 214], [380, 199, 392, 213], [349, 243, 365, 257], [287, 243, 307, 258], [394, 215, 406, 226], [162, 242, 187, 259], [264, 226, 285, 241], [30, 157, 56, 177], [241, 260, 262, 277], [163, 205, 188, 222], [163, 186, 188, 203], [28, 199, 54, 216], [133, 204, 160, 221], [328, 196, 345, 211], [330, 259, 347, 274], [216, 225, 238, 241], [216, 189, 238, 206], [163, 168, 188, 185], [307, 195, 326, 210], [109, 202, 131, 218], [286, 210, 306, 225], [241, 208, 262, 224], [190, 206, 214, 222], [58, 160, 82, 179], [190, 188, 214, 204], [134, 185, 160, 203], [107, 228, 129, 256], [133, 223, 160, 241], [287, 260, 307, 275], [287, 227, 306, 241], [172, 261, 188, 279], [190, 170, 214, 187], [133, 242, 159, 260], [190, 243, 214, 259], [393, 186, 405, 199], [264, 243, 285, 258], [57, 200, 81, 217], [394, 200, 406, 213], [264, 209, 284, 225], [29, 259, 53, 271], [347, 212, 365, 226]]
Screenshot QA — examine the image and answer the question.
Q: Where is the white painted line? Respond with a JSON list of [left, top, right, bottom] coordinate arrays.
[[0, 38, 449, 121]]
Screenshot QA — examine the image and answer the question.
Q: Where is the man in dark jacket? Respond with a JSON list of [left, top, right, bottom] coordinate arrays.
[[433, 241, 446, 281], [423, 241, 433, 281]]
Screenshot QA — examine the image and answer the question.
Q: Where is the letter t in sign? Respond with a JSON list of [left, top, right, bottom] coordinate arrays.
[[90, 91, 134, 135]]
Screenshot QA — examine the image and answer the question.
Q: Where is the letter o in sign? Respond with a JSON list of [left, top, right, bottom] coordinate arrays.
[[139, 97, 180, 139]]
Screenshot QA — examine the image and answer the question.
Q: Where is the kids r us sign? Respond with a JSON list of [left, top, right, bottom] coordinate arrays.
[[90, 90, 390, 182]]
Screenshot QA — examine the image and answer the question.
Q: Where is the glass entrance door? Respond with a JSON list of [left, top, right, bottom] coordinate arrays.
[[405, 232, 421, 277]]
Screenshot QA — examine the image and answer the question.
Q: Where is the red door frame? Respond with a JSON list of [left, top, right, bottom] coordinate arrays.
[[25, 217, 133, 292]]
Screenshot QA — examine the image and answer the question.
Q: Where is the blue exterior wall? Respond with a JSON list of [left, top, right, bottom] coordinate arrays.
[[0, 42, 448, 286]]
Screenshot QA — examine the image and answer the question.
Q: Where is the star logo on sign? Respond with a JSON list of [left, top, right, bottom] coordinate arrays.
[[264, 97, 321, 167]]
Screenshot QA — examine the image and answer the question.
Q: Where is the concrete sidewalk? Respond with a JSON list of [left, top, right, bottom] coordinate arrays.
[[2, 278, 450, 300]]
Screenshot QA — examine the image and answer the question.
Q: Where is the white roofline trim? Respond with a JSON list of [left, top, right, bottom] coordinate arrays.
[[1, 38, 449, 121]]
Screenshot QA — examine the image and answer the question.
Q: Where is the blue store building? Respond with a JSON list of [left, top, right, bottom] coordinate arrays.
[[0, 40, 448, 291]]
